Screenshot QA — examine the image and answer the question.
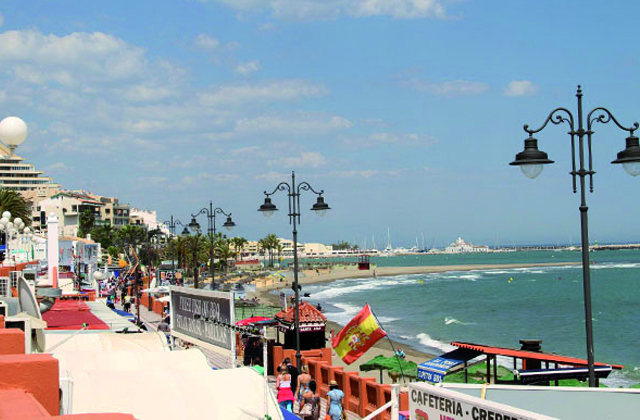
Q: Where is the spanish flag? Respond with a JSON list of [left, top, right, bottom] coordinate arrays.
[[332, 304, 387, 365]]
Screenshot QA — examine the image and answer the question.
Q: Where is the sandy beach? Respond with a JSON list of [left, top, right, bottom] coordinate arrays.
[[251, 261, 579, 383]]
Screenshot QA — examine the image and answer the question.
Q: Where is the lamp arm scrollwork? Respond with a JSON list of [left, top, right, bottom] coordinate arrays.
[[524, 107, 575, 135], [297, 182, 324, 196], [587, 107, 639, 134], [264, 182, 291, 197], [192, 208, 209, 218], [213, 207, 231, 217]]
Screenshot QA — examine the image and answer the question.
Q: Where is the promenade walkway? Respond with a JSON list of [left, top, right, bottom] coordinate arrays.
[[125, 300, 362, 420]]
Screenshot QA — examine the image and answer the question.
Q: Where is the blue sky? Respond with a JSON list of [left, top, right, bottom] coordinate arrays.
[[1, 0, 639, 247]]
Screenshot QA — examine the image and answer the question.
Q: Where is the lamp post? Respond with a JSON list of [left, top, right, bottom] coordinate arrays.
[[258, 171, 330, 368], [186, 218, 202, 289], [192, 201, 236, 290], [162, 215, 185, 284], [510, 85, 640, 387]]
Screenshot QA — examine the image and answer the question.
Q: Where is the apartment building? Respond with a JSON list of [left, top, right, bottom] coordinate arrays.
[[33, 192, 104, 236], [0, 143, 60, 194]]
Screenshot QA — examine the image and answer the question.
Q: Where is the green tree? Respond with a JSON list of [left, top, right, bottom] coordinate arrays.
[[230, 236, 248, 261], [107, 246, 119, 258], [90, 224, 116, 249], [115, 225, 146, 248], [216, 240, 236, 273], [184, 233, 210, 288], [0, 189, 32, 226]]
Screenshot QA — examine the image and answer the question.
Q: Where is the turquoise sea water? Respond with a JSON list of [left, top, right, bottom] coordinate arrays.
[[300, 250, 640, 387]]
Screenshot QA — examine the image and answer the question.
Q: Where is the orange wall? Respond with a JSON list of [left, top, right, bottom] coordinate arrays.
[[272, 345, 408, 419], [0, 329, 25, 355], [0, 354, 60, 415]]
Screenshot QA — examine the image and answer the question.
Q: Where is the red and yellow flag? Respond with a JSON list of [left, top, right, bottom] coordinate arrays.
[[331, 304, 387, 365]]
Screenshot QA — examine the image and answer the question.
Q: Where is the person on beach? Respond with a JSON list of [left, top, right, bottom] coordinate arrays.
[[276, 363, 295, 412], [296, 365, 312, 406], [326, 380, 345, 420], [299, 380, 320, 420], [395, 347, 406, 359], [284, 357, 300, 396]]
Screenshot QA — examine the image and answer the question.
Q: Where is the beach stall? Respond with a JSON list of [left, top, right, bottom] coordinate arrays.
[[421, 341, 624, 386], [418, 347, 483, 383], [274, 301, 326, 351]]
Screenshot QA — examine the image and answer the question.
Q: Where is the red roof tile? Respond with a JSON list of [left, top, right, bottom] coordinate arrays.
[[275, 301, 327, 324]]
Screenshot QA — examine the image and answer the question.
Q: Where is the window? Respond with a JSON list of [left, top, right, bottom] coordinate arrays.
[[105, 209, 110, 214], [72, 205, 77, 211]]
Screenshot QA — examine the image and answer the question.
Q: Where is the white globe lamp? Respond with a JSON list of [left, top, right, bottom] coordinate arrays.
[[2, 211, 11, 220], [0, 117, 28, 156]]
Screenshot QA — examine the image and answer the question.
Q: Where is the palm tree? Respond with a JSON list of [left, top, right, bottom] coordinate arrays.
[[265, 234, 280, 267], [185, 233, 209, 288], [115, 225, 146, 248], [216, 241, 235, 274], [0, 189, 32, 226], [230, 236, 248, 261]]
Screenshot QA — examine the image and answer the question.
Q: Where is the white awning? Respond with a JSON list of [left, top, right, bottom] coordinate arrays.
[[49, 332, 282, 420]]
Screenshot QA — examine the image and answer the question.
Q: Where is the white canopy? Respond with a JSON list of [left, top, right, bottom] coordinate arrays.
[[49, 332, 282, 420]]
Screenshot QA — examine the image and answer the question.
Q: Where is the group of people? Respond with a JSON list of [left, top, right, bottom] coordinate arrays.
[[276, 358, 345, 420]]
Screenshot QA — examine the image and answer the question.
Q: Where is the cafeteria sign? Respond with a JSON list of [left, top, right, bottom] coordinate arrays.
[[409, 382, 557, 420], [170, 286, 235, 351]]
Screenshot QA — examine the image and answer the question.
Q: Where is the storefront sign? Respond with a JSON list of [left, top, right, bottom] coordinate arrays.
[[409, 383, 557, 420], [170, 286, 234, 351]]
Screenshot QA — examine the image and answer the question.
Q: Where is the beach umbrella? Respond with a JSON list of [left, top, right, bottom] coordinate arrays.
[[359, 355, 418, 383]]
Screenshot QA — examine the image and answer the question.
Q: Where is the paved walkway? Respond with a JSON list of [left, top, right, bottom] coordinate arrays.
[[123, 300, 363, 419]]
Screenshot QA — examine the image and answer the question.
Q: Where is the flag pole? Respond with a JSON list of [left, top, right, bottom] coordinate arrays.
[[370, 307, 407, 384]]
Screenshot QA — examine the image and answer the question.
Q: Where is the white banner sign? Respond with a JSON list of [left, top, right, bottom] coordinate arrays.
[[409, 382, 558, 420]]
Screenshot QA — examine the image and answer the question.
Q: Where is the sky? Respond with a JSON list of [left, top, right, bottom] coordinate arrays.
[[0, 0, 639, 248]]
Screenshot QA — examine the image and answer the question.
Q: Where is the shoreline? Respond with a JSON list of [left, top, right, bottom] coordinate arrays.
[[258, 261, 580, 291], [250, 261, 580, 383]]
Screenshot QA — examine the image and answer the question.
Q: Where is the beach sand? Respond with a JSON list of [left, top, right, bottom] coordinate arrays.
[[250, 261, 579, 384]]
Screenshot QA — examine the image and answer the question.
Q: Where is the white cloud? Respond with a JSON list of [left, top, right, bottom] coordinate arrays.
[[328, 169, 406, 178], [194, 34, 220, 50], [230, 146, 262, 155], [136, 176, 168, 184], [401, 77, 489, 96], [350, 0, 446, 19], [182, 172, 240, 185], [340, 132, 436, 148], [268, 151, 327, 168], [122, 84, 176, 102], [198, 80, 328, 106], [0, 30, 147, 84], [235, 60, 261, 75], [208, 0, 449, 20], [254, 171, 291, 182], [235, 113, 351, 134], [504, 80, 538, 97], [259, 23, 277, 31], [44, 162, 68, 171]]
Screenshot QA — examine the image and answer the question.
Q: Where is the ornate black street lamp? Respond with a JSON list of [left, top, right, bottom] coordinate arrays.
[[192, 201, 236, 290], [162, 215, 185, 283], [187, 217, 202, 289], [258, 171, 330, 368], [510, 85, 640, 387]]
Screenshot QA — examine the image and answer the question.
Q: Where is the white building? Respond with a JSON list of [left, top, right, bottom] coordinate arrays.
[[131, 208, 169, 234], [302, 242, 333, 256], [0, 144, 60, 194], [33, 192, 104, 236], [444, 237, 490, 253]]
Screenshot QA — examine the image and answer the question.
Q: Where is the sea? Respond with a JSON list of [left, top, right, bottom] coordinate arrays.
[[298, 249, 640, 387]]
